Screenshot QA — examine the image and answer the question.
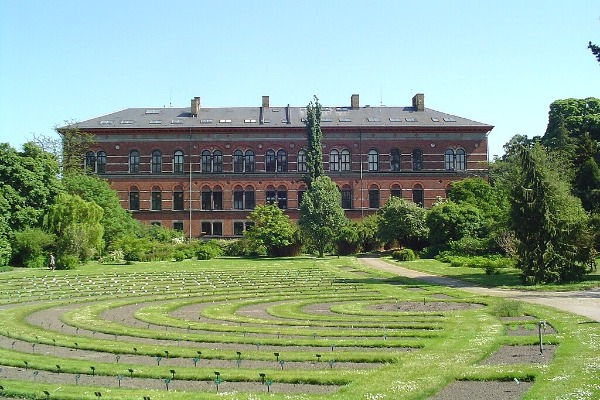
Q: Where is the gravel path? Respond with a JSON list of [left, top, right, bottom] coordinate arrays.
[[358, 257, 600, 322]]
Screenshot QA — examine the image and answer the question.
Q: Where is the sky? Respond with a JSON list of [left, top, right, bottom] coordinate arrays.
[[0, 0, 598, 159]]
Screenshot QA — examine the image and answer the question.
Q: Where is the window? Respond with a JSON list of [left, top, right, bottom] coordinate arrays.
[[368, 185, 380, 209], [151, 187, 162, 210], [244, 186, 255, 209], [298, 186, 306, 208], [212, 187, 223, 210], [390, 148, 401, 172], [412, 184, 424, 207], [455, 149, 466, 171], [390, 184, 402, 199], [265, 149, 276, 172], [201, 221, 222, 236], [233, 187, 244, 210], [173, 222, 184, 232], [297, 150, 307, 172], [201, 222, 212, 236], [368, 149, 379, 171], [330, 149, 340, 171], [233, 221, 245, 236], [444, 149, 455, 171], [173, 150, 184, 173], [266, 187, 276, 204], [201, 187, 212, 210], [341, 186, 352, 209], [85, 151, 96, 172], [96, 151, 107, 173], [412, 149, 423, 171], [340, 149, 351, 171], [129, 150, 140, 173], [173, 188, 184, 211], [233, 150, 244, 172], [213, 222, 223, 236], [202, 186, 222, 210], [213, 150, 223, 173], [151, 150, 162, 174], [277, 149, 288, 172], [201, 150, 212, 172], [245, 150, 255, 172], [129, 187, 139, 211], [277, 187, 288, 209]]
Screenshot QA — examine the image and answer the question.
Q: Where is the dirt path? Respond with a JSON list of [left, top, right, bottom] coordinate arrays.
[[358, 257, 600, 322]]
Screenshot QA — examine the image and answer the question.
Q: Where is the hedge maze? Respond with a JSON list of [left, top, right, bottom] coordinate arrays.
[[0, 257, 596, 399]]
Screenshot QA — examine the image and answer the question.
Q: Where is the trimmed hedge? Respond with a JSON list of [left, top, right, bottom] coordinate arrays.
[[392, 249, 417, 261]]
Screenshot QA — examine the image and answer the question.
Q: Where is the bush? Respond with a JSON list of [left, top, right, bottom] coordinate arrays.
[[101, 250, 125, 264], [56, 254, 79, 270], [172, 251, 185, 262], [392, 249, 417, 261], [11, 228, 55, 268], [447, 237, 490, 256], [196, 241, 223, 260], [0, 236, 11, 267], [438, 254, 514, 273], [491, 299, 523, 317]]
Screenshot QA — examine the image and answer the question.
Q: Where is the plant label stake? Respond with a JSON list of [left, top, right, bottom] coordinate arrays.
[[265, 379, 273, 392], [164, 378, 171, 391], [539, 320, 546, 354], [259, 373, 266, 384], [75, 373, 80, 385], [117, 375, 123, 387], [192, 357, 199, 367], [33, 370, 39, 381], [214, 377, 222, 392], [279, 360, 285, 370], [155, 356, 162, 366]]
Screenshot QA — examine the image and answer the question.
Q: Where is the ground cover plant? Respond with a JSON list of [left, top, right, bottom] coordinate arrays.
[[0, 257, 597, 399]]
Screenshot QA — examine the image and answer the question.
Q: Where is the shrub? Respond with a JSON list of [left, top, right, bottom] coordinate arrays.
[[0, 236, 10, 267], [392, 249, 417, 261], [172, 251, 185, 262], [196, 241, 223, 260], [101, 250, 125, 264], [491, 299, 523, 317], [447, 237, 490, 256], [56, 254, 79, 270], [11, 228, 55, 268]]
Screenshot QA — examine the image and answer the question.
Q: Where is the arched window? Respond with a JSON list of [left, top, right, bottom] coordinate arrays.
[[368, 184, 380, 208], [85, 151, 96, 172], [244, 185, 255, 209], [297, 185, 307, 208], [151, 186, 162, 210], [173, 185, 184, 211], [212, 185, 223, 209], [265, 149, 276, 172], [341, 185, 352, 209], [95, 151, 106, 173], [201, 185, 212, 209], [297, 149, 307, 172], [129, 186, 139, 211], [277, 185, 287, 209], [456, 149, 466, 171], [151, 150, 162, 174], [412, 184, 424, 207], [412, 149, 423, 171], [129, 150, 140, 173], [245, 150, 255, 172], [368, 149, 379, 171], [340, 149, 351, 171], [277, 149, 288, 172], [444, 149, 455, 171], [390, 148, 401, 172], [233, 185, 244, 209], [233, 150, 244, 172], [329, 149, 340, 172], [213, 150, 223, 173], [266, 185, 276, 204], [201, 150, 212, 172], [173, 150, 184, 173], [390, 184, 402, 199]]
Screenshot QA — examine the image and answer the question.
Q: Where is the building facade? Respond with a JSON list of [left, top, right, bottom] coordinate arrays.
[[77, 94, 493, 238]]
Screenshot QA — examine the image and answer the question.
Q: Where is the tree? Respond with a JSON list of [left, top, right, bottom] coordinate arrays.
[[377, 197, 428, 249], [589, 41, 600, 64], [574, 157, 600, 212], [298, 176, 347, 257], [510, 144, 595, 284], [44, 193, 104, 262], [544, 98, 600, 144], [303, 96, 324, 188], [426, 201, 485, 250], [0, 142, 63, 232], [63, 173, 140, 249], [55, 124, 95, 174], [244, 204, 297, 257]]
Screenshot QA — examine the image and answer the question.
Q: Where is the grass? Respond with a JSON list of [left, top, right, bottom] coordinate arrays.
[[0, 257, 597, 399], [388, 257, 600, 291]]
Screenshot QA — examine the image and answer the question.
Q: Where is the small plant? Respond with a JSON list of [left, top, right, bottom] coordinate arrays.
[[392, 248, 417, 261], [491, 299, 523, 317]]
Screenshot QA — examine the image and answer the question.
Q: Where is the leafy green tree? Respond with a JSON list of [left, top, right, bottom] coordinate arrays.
[[63, 173, 140, 248], [0, 194, 10, 266], [298, 176, 347, 257], [355, 214, 382, 252], [510, 144, 595, 284], [589, 41, 600, 64], [544, 98, 600, 144], [574, 157, 600, 212], [44, 193, 104, 262], [377, 197, 428, 249], [0, 142, 62, 232], [11, 228, 55, 268], [303, 96, 324, 188], [244, 204, 297, 257], [426, 201, 485, 250], [55, 124, 95, 173]]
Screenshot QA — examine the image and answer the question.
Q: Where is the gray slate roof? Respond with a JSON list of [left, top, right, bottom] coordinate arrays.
[[76, 105, 492, 130]]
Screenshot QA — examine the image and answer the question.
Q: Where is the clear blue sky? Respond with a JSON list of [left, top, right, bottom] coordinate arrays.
[[1, 0, 598, 158]]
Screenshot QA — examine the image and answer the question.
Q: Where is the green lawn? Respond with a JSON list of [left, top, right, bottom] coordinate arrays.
[[0, 257, 597, 399], [387, 257, 600, 291]]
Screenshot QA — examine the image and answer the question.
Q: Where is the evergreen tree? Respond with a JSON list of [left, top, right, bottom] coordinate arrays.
[[303, 96, 324, 188], [510, 144, 595, 284]]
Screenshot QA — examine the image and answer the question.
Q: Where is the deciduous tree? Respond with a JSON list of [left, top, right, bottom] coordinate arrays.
[[244, 204, 297, 257], [377, 197, 428, 249]]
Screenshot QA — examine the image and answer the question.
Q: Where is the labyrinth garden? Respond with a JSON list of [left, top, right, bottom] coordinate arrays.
[[0, 257, 598, 399]]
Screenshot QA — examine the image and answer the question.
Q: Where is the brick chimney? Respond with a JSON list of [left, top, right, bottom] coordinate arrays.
[[191, 97, 200, 117], [351, 94, 359, 109], [262, 95, 270, 108], [412, 93, 424, 111]]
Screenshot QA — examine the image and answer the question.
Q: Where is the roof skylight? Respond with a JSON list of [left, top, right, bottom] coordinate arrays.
[[219, 119, 232, 123], [368, 117, 381, 122], [389, 118, 402, 122], [120, 120, 134, 124], [443, 117, 457, 122], [145, 110, 160, 114], [200, 119, 213, 124], [149, 120, 162, 124], [405, 118, 417, 122]]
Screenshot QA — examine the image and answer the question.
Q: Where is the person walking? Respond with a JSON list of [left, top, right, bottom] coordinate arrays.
[[49, 253, 55, 271]]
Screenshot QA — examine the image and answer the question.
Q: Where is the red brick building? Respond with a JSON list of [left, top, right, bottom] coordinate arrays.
[[77, 94, 493, 238]]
